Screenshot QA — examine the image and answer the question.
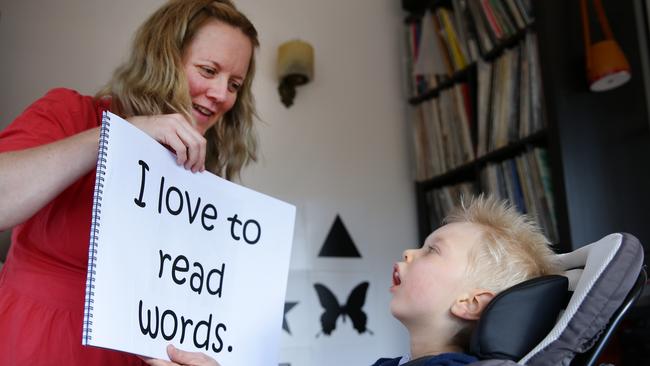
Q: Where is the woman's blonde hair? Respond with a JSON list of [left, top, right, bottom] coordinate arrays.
[[97, 0, 259, 180], [444, 194, 559, 293]]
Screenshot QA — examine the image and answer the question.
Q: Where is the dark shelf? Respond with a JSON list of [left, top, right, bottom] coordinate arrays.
[[406, 24, 533, 106], [473, 129, 548, 166], [416, 129, 548, 192], [417, 161, 476, 191], [402, 0, 451, 19], [481, 23, 536, 62], [408, 64, 476, 105]]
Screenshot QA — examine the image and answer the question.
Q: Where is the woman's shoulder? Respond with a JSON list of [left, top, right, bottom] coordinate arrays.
[[44, 87, 82, 97], [0, 88, 104, 150], [28, 87, 106, 126], [38, 88, 95, 109]]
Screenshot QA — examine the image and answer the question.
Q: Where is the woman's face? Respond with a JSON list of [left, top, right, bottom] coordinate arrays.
[[182, 19, 253, 135]]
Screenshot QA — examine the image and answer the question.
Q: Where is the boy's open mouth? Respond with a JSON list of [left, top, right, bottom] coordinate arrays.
[[392, 264, 401, 287]]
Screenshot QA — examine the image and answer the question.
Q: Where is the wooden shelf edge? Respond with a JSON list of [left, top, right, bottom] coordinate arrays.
[[415, 129, 548, 192], [408, 64, 476, 105]]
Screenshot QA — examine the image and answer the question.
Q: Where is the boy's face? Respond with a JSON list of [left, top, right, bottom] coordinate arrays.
[[390, 222, 484, 325]]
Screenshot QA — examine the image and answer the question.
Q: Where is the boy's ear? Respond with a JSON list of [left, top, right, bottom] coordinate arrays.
[[451, 290, 495, 321]]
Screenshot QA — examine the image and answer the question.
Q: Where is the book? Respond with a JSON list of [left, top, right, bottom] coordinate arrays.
[[532, 148, 558, 242], [518, 42, 531, 138], [419, 99, 436, 177], [412, 14, 446, 93], [451, 0, 476, 62], [515, 0, 534, 24], [437, 7, 468, 72], [489, 0, 517, 38], [504, 0, 527, 30], [467, 0, 496, 55], [480, 0, 504, 40], [526, 33, 545, 132], [428, 182, 476, 228], [437, 90, 457, 169], [498, 159, 525, 214], [424, 98, 446, 176], [489, 51, 507, 150], [514, 154, 534, 216], [403, 25, 417, 97], [525, 150, 552, 241], [431, 10, 455, 77], [476, 59, 493, 156], [407, 21, 432, 96], [412, 104, 432, 180], [506, 46, 521, 142], [452, 83, 476, 162], [83, 112, 296, 364]]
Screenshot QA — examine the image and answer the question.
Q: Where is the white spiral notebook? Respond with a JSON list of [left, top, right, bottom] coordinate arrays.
[[82, 112, 295, 365]]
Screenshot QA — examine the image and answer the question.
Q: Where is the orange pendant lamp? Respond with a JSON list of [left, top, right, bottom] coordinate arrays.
[[580, 0, 631, 92]]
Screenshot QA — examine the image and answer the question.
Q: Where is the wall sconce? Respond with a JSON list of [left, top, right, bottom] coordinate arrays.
[[277, 40, 314, 107], [580, 0, 631, 92]]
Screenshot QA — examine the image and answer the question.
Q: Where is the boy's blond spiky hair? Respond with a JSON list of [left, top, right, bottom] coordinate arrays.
[[444, 194, 559, 293]]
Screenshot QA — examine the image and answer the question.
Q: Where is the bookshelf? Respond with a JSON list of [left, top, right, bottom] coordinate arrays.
[[403, 1, 650, 360], [402, 0, 572, 252]]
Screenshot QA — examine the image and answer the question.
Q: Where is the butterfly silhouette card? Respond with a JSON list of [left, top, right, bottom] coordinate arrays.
[[280, 271, 376, 347], [314, 281, 373, 337]]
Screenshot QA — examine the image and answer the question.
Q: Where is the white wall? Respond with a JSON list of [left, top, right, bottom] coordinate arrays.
[[0, 0, 417, 364]]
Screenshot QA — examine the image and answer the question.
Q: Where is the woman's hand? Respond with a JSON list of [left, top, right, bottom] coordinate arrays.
[[128, 114, 207, 173], [144, 344, 220, 366]]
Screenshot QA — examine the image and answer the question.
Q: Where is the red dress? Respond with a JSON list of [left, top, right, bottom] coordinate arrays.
[[0, 89, 146, 365]]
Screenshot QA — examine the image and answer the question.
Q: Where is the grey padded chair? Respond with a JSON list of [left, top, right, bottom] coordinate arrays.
[[468, 232, 646, 366]]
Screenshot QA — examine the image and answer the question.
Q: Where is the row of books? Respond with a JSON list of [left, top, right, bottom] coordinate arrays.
[[409, 30, 545, 181], [480, 148, 558, 243], [476, 32, 544, 156], [426, 181, 476, 227], [410, 83, 474, 181], [404, 3, 477, 96], [403, 0, 533, 97], [468, 0, 534, 55], [425, 148, 558, 243]]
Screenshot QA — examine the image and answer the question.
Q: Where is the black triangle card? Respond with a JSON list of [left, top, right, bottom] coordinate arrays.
[[318, 215, 361, 258]]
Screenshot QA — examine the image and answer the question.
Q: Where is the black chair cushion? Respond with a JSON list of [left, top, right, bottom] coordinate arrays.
[[470, 275, 569, 361]]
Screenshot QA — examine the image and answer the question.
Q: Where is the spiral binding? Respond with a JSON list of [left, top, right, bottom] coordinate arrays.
[[82, 111, 111, 345]]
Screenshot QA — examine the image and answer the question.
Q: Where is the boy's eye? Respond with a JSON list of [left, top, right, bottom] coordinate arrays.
[[426, 245, 439, 254]]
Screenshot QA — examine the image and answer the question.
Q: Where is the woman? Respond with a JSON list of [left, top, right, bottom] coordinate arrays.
[[0, 1, 258, 365]]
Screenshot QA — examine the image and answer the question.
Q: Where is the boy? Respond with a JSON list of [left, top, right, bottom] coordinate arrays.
[[374, 195, 558, 366]]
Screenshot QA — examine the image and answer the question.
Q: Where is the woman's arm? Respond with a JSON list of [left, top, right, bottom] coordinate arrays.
[[0, 127, 100, 231], [0, 113, 207, 231]]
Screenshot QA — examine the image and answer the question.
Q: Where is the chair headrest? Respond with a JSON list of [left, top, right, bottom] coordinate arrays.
[[520, 233, 644, 365], [469, 275, 568, 361], [469, 234, 644, 365]]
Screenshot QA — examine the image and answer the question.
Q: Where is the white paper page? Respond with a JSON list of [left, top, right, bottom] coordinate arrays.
[[83, 112, 295, 366]]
